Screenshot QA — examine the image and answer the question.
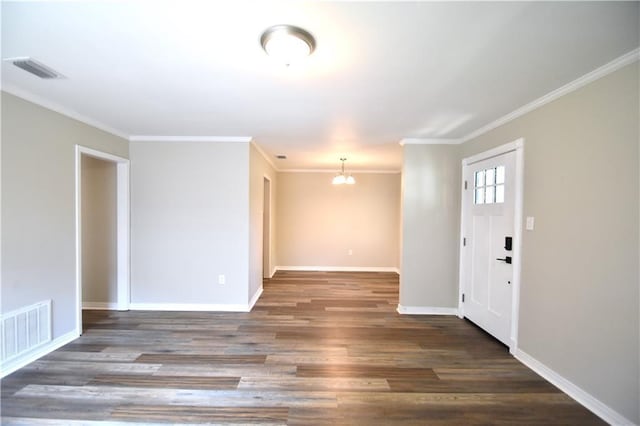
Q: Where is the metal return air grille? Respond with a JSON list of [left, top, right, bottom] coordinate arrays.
[[6, 57, 64, 79], [1, 300, 52, 366]]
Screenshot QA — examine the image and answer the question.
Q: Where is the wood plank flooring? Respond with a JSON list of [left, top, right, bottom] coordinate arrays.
[[1, 271, 604, 425]]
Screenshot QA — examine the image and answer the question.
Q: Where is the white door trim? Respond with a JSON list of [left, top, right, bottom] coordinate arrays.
[[262, 174, 273, 279], [75, 145, 130, 336], [458, 138, 524, 353]]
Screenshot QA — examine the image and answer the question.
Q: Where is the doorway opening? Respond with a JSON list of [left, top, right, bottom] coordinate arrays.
[[458, 138, 524, 353], [262, 176, 272, 281], [81, 155, 117, 310], [75, 146, 130, 336]]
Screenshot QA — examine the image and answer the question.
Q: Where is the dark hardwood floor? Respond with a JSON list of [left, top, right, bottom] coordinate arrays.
[[1, 271, 604, 425]]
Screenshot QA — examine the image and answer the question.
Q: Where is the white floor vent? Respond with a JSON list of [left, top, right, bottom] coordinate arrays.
[[1, 300, 51, 365]]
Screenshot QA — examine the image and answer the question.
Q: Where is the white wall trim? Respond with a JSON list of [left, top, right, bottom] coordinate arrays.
[[284, 168, 401, 174], [270, 266, 278, 278], [82, 302, 119, 310], [462, 138, 523, 166], [456, 159, 467, 321], [514, 349, 636, 426], [397, 305, 458, 316], [0, 330, 78, 379], [115, 161, 130, 311], [75, 145, 130, 337], [461, 48, 640, 143], [252, 141, 278, 171], [2, 85, 129, 140], [128, 303, 252, 312], [510, 139, 525, 351], [262, 174, 273, 280], [248, 286, 263, 311], [5, 49, 636, 160], [129, 135, 252, 143], [276, 266, 400, 273], [396, 50, 640, 148], [399, 138, 462, 145], [76, 146, 128, 163]]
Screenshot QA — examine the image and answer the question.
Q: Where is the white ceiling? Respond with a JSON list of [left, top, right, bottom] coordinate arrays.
[[2, 1, 638, 171]]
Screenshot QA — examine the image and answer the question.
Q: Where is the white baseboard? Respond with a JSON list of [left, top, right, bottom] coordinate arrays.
[[397, 305, 458, 315], [82, 302, 119, 310], [248, 286, 263, 311], [1, 329, 78, 378], [128, 302, 251, 312], [276, 266, 400, 273], [514, 349, 635, 425]]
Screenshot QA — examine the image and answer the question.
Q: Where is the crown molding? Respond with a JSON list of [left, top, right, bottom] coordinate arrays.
[[399, 138, 462, 146], [461, 48, 640, 143], [2, 85, 129, 140], [250, 140, 279, 171], [129, 135, 253, 143], [400, 49, 640, 147], [279, 168, 401, 174]]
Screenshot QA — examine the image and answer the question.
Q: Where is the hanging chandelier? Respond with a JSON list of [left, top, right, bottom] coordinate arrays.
[[332, 158, 355, 185]]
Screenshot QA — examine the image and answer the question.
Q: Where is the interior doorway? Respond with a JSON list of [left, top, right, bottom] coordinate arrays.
[[262, 176, 272, 280], [458, 139, 524, 352], [75, 145, 130, 336], [81, 155, 117, 309]]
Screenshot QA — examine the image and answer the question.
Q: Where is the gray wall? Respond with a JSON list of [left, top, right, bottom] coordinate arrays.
[[249, 144, 277, 299], [276, 172, 401, 269], [130, 141, 250, 307], [400, 144, 461, 308], [459, 63, 639, 422], [81, 155, 117, 305], [1, 92, 128, 338]]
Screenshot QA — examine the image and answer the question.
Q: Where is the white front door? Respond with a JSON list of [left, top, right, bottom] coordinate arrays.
[[461, 150, 516, 346]]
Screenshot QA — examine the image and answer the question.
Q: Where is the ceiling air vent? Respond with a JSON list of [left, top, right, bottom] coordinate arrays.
[[6, 57, 64, 79]]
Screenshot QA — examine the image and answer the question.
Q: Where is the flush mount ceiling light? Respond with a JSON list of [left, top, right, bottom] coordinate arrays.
[[332, 158, 355, 185], [260, 25, 316, 66]]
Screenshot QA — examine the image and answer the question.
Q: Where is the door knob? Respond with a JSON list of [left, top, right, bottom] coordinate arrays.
[[496, 256, 512, 264]]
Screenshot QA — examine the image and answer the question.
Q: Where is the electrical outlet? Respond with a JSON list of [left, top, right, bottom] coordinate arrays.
[[218, 274, 225, 285]]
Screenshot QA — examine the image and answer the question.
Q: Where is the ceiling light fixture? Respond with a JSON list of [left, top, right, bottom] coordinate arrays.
[[260, 25, 316, 66], [332, 158, 355, 185]]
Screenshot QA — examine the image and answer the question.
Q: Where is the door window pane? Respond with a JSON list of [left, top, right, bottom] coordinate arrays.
[[486, 168, 495, 186], [473, 165, 505, 205], [486, 186, 495, 204], [496, 166, 505, 184]]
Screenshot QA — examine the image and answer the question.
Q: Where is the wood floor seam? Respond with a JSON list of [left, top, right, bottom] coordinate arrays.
[[1, 271, 604, 425]]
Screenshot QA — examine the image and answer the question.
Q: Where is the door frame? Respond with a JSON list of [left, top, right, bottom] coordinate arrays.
[[74, 145, 130, 336], [458, 138, 524, 353], [262, 174, 273, 279]]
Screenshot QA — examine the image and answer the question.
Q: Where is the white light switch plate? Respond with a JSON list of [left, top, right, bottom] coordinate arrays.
[[526, 216, 535, 231]]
